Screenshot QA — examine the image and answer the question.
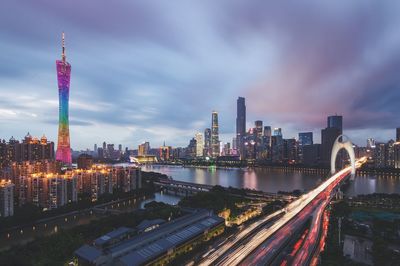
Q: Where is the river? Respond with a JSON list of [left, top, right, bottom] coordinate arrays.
[[142, 165, 400, 196]]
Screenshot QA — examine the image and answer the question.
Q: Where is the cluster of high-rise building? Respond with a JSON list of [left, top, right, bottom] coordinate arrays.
[[0, 34, 145, 218], [95, 141, 125, 160], [0, 133, 55, 168], [357, 134, 400, 169], [178, 97, 342, 165], [172, 97, 400, 169], [0, 162, 142, 214]]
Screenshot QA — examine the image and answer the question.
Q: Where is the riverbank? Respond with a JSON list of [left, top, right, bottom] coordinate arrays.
[[152, 162, 400, 178]]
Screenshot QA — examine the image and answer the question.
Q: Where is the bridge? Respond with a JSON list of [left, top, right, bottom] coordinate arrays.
[[154, 179, 214, 197], [199, 135, 366, 266], [154, 179, 293, 201]]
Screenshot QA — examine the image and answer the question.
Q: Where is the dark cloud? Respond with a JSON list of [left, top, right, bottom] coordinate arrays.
[[0, 0, 399, 148]]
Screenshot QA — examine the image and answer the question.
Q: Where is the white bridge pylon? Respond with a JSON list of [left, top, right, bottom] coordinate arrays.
[[331, 135, 356, 177]]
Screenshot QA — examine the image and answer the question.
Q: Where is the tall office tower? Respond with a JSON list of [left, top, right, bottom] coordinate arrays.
[[211, 111, 220, 157], [321, 126, 341, 164], [236, 97, 246, 155], [397, 128, 400, 142], [223, 142, 231, 156], [374, 143, 386, 168], [327, 115, 343, 132], [283, 138, 297, 162], [138, 142, 150, 156], [394, 142, 400, 168], [56, 32, 72, 165], [255, 120, 263, 138], [187, 138, 197, 158], [387, 140, 395, 168], [195, 133, 204, 157], [321, 115, 343, 165], [94, 144, 97, 152], [264, 126, 272, 137], [298, 132, 313, 146], [232, 137, 237, 153], [204, 128, 211, 156], [107, 144, 115, 159], [273, 128, 282, 137]]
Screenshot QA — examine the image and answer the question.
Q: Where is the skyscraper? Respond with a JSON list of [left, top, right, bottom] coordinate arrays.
[[255, 120, 263, 138], [298, 132, 313, 163], [321, 127, 341, 164], [138, 142, 150, 156], [236, 97, 246, 156], [211, 111, 219, 157], [273, 128, 282, 137], [56, 32, 72, 165], [327, 115, 343, 132], [204, 128, 211, 156], [298, 132, 313, 146], [322, 115, 343, 165], [396, 128, 400, 142], [263, 126, 272, 137], [195, 133, 204, 157]]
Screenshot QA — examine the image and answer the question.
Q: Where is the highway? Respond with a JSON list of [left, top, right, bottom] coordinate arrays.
[[291, 191, 330, 265], [199, 157, 366, 266], [198, 209, 285, 266]]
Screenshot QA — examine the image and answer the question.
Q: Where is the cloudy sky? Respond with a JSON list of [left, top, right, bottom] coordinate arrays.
[[1, 1, 400, 150]]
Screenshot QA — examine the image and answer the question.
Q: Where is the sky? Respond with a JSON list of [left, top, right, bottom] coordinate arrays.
[[1, 1, 400, 150]]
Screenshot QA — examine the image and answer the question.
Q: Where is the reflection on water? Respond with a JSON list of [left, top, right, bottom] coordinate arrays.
[[140, 192, 181, 208], [143, 165, 322, 193], [345, 175, 400, 196], [143, 165, 400, 196]]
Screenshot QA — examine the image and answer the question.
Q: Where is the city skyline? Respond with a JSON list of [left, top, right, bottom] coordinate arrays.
[[2, 3, 400, 265], [1, 1, 400, 149]]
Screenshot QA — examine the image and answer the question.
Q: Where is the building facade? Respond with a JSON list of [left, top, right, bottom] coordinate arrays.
[[211, 111, 219, 157], [195, 133, 204, 157], [236, 97, 246, 157], [0, 180, 14, 217]]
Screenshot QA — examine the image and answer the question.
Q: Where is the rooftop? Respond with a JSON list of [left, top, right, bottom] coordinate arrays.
[[118, 216, 223, 266], [136, 219, 165, 232], [75, 245, 103, 263], [74, 210, 224, 266], [94, 227, 134, 247]]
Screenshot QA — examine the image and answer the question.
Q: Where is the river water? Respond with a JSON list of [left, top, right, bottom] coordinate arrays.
[[142, 165, 400, 196]]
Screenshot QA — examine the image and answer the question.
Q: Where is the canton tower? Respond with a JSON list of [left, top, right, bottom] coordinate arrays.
[[55, 32, 72, 165]]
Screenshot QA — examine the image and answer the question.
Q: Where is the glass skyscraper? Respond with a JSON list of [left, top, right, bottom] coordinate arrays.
[[327, 115, 343, 132], [236, 97, 246, 156], [204, 128, 211, 156]]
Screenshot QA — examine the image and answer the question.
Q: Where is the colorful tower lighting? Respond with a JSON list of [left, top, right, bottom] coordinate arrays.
[[55, 32, 72, 165]]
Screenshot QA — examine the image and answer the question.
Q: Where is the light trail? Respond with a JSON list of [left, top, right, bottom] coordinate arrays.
[[201, 157, 367, 266]]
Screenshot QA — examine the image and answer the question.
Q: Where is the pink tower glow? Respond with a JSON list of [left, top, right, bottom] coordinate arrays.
[[55, 32, 72, 165]]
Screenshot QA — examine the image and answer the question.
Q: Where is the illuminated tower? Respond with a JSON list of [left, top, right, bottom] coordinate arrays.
[[55, 32, 72, 165]]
